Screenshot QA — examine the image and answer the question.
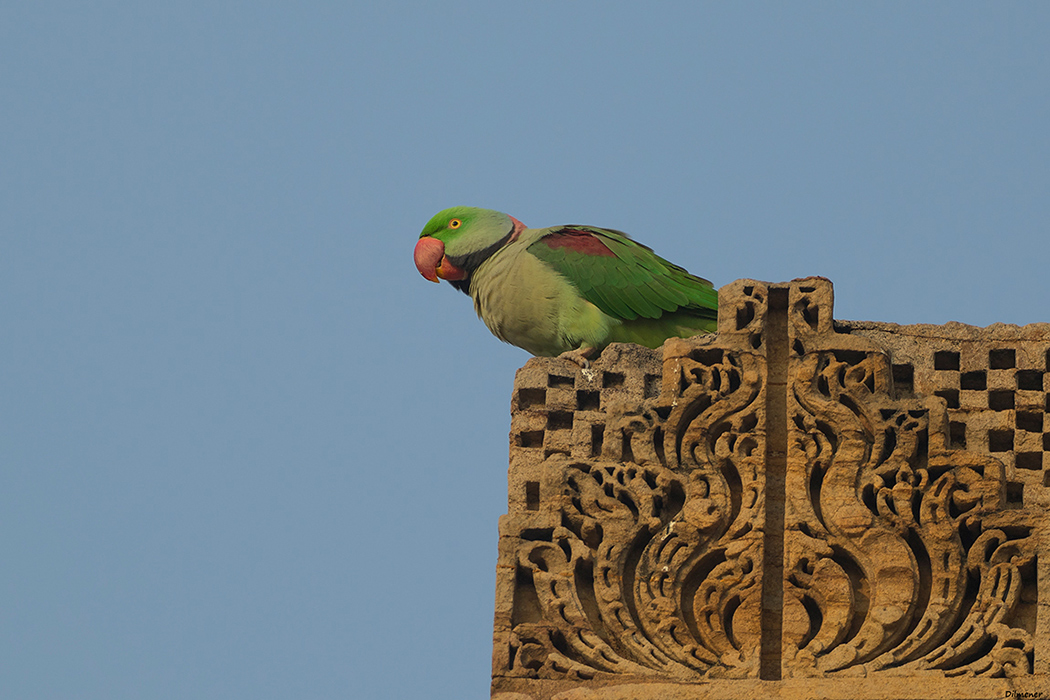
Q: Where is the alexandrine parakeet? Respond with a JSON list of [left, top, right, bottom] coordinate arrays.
[[413, 206, 718, 365]]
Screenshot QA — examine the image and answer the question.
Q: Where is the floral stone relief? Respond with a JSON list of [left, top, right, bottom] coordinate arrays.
[[492, 278, 1049, 700]]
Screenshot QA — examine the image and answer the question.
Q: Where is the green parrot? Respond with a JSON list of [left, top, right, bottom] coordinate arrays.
[[413, 206, 718, 365]]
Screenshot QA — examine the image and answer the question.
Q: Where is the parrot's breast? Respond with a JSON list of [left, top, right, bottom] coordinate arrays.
[[468, 242, 612, 357]]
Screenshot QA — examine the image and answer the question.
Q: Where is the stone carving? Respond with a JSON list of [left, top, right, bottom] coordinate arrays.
[[782, 282, 1037, 679], [492, 278, 1049, 700]]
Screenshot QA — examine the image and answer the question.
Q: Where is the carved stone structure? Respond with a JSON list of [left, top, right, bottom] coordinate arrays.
[[492, 278, 1049, 700]]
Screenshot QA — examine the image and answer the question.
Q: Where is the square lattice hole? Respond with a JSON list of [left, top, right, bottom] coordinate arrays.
[[949, 421, 967, 449], [547, 411, 574, 431], [576, 390, 600, 411], [1017, 370, 1043, 391], [590, 423, 605, 457], [517, 388, 546, 410], [936, 390, 960, 409], [892, 364, 914, 396], [547, 374, 574, 388], [516, 430, 544, 448], [988, 430, 1014, 452], [602, 372, 625, 388], [934, 351, 961, 371], [1006, 481, 1025, 507], [989, 390, 1015, 411], [989, 349, 1016, 369], [1016, 453, 1042, 471], [525, 481, 540, 510], [1016, 412, 1043, 433], [961, 371, 987, 390]]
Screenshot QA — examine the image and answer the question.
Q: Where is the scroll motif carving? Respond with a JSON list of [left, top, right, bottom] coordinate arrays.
[[784, 289, 1037, 677], [505, 347, 766, 680], [493, 278, 1046, 698]]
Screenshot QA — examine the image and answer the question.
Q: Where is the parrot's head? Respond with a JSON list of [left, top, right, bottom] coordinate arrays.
[[414, 207, 526, 291]]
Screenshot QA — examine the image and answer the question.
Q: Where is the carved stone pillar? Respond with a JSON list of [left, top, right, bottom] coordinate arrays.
[[492, 278, 1049, 699]]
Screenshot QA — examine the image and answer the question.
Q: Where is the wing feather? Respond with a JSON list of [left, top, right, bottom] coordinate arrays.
[[527, 226, 717, 322]]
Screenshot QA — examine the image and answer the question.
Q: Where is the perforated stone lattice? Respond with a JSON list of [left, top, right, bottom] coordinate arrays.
[[509, 318, 1050, 517], [842, 321, 1050, 494], [507, 344, 663, 515], [493, 278, 1050, 700]]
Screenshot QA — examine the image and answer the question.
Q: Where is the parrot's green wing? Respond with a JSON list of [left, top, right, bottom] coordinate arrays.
[[526, 226, 718, 322]]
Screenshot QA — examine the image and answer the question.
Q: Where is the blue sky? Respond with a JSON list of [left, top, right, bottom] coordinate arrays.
[[2, 3, 1048, 699]]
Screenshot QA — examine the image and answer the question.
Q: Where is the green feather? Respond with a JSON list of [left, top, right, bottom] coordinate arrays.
[[527, 226, 717, 325]]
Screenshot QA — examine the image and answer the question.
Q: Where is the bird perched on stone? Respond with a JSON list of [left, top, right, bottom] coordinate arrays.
[[413, 206, 718, 366]]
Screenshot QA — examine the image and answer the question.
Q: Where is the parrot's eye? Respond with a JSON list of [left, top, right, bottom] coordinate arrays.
[[449, 219, 462, 229]]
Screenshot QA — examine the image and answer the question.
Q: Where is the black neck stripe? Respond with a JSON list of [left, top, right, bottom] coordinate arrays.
[[444, 223, 516, 295]]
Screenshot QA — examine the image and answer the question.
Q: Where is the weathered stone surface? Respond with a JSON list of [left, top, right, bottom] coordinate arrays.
[[492, 278, 1050, 699]]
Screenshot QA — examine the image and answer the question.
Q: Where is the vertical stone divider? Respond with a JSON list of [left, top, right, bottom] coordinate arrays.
[[760, 287, 789, 680]]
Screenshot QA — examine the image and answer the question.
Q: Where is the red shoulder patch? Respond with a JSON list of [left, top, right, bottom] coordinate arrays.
[[542, 229, 616, 257]]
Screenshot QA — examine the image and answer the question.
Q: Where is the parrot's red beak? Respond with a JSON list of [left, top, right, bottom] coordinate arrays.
[[414, 237, 466, 283], [414, 237, 443, 282]]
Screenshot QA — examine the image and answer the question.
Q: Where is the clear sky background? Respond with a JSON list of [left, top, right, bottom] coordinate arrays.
[[2, 3, 1048, 699]]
